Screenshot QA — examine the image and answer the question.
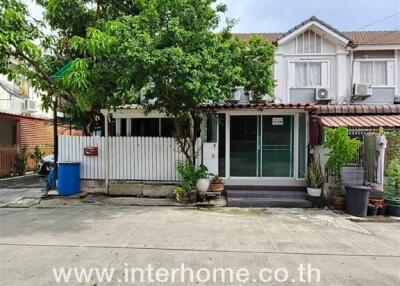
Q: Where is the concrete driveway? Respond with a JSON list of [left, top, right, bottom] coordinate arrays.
[[0, 206, 399, 285], [0, 175, 43, 205]]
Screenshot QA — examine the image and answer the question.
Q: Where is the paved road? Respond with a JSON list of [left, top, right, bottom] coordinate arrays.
[[0, 206, 399, 285]]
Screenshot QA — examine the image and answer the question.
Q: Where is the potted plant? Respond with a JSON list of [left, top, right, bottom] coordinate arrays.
[[369, 191, 385, 207], [306, 159, 325, 197], [175, 161, 199, 203], [384, 159, 400, 216], [210, 175, 224, 192], [323, 127, 361, 210], [173, 186, 197, 204], [195, 165, 210, 193]]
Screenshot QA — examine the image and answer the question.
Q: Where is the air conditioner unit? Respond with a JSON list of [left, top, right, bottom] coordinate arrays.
[[353, 83, 372, 99], [394, 95, 400, 104], [24, 99, 37, 112], [315, 88, 332, 101], [231, 86, 243, 102]]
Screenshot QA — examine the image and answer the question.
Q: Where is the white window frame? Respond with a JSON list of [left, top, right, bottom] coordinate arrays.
[[295, 30, 323, 54], [355, 58, 395, 87], [294, 62, 322, 88]]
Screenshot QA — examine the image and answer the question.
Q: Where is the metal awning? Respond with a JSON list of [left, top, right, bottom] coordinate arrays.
[[321, 115, 400, 128]]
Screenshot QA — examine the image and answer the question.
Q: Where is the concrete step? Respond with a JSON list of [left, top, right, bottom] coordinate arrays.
[[227, 190, 307, 199], [226, 185, 306, 192], [227, 197, 312, 208]]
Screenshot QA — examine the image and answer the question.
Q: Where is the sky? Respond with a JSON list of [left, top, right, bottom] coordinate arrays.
[[27, 0, 400, 33]]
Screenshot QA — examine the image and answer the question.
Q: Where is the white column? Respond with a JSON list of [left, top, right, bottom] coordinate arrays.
[[104, 110, 109, 194], [225, 114, 230, 178], [337, 50, 349, 103], [274, 54, 286, 103], [116, 118, 121, 136]]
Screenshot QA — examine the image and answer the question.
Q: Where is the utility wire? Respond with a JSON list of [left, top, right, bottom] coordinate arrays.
[[356, 12, 400, 31]]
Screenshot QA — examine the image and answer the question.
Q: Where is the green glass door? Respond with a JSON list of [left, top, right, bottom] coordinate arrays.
[[229, 115, 294, 178], [230, 116, 258, 177], [262, 115, 294, 177]]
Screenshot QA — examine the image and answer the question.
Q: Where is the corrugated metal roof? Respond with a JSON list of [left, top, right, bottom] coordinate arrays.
[[321, 115, 400, 128], [318, 105, 400, 115], [201, 102, 316, 110]]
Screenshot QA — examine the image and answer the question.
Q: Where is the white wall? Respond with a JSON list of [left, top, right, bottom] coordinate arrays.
[[0, 75, 51, 118]]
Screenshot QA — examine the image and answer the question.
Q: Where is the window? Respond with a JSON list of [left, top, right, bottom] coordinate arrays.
[[360, 61, 388, 85], [295, 62, 321, 87], [296, 30, 322, 54]]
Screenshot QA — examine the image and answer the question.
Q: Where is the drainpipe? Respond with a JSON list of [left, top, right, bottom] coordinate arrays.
[[349, 49, 354, 103], [104, 110, 109, 194]]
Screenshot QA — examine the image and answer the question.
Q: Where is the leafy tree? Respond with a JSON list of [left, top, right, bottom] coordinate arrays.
[[65, 0, 275, 163], [1, 0, 275, 164]]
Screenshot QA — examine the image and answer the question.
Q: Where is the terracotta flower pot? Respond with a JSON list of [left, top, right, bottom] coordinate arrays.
[[210, 183, 224, 192], [369, 198, 385, 207], [331, 195, 345, 210]]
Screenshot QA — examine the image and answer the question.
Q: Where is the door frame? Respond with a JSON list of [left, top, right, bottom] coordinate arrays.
[[223, 110, 307, 181]]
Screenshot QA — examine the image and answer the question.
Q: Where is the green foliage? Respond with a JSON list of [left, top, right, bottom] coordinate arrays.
[[173, 186, 186, 202], [14, 147, 28, 175], [1, 0, 275, 143], [30, 146, 44, 165], [306, 159, 325, 189], [384, 131, 400, 163], [386, 159, 400, 193], [323, 127, 361, 188], [210, 175, 223, 184], [176, 161, 209, 190]]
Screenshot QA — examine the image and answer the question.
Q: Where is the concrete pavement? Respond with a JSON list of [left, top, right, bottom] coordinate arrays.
[[0, 206, 399, 285]]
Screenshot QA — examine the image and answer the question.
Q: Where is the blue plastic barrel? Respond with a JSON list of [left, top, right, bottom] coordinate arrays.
[[58, 162, 80, 196]]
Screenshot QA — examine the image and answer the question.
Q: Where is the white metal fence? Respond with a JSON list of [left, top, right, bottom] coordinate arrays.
[[58, 135, 200, 181]]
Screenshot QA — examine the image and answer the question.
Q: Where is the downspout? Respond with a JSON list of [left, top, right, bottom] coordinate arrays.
[[349, 48, 354, 104], [104, 110, 109, 194]]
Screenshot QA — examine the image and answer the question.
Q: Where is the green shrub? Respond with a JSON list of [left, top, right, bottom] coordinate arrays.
[[323, 127, 361, 195], [306, 159, 325, 189], [176, 161, 209, 191], [30, 146, 44, 166], [14, 147, 29, 176]]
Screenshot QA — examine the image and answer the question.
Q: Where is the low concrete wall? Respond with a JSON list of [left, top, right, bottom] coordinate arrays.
[[81, 179, 177, 198]]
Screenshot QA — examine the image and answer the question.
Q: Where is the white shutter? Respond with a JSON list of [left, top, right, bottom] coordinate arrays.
[[321, 61, 330, 88], [353, 61, 360, 84], [287, 62, 295, 88], [387, 61, 395, 86]]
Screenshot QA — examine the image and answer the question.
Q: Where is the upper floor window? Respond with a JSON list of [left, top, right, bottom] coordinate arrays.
[[360, 61, 388, 86], [295, 62, 321, 87], [296, 30, 322, 54]]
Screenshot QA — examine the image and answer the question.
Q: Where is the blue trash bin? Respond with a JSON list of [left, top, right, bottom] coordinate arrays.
[[58, 162, 80, 196]]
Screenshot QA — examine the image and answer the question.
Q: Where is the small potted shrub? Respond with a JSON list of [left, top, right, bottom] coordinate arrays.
[[306, 159, 325, 197], [195, 165, 210, 193], [323, 127, 361, 210], [173, 186, 197, 204], [210, 175, 224, 192], [385, 159, 400, 217], [369, 191, 385, 207]]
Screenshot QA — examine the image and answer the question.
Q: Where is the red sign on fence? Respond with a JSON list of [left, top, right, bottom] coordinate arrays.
[[83, 147, 98, 156]]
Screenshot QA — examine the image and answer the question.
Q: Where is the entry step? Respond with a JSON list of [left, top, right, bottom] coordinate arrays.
[[227, 197, 312, 208]]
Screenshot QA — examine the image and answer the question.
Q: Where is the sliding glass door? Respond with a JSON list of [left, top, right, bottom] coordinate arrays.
[[261, 116, 294, 177], [230, 116, 259, 177], [229, 115, 294, 178]]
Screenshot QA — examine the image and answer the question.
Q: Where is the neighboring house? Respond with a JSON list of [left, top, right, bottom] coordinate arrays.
[[59, 17, 400, 206], [0, 75, 76, 175]]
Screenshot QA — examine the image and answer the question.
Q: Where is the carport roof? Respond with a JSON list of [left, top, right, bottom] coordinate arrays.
[[320, 115, 400, 128], [201, 102, 317, 111]]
